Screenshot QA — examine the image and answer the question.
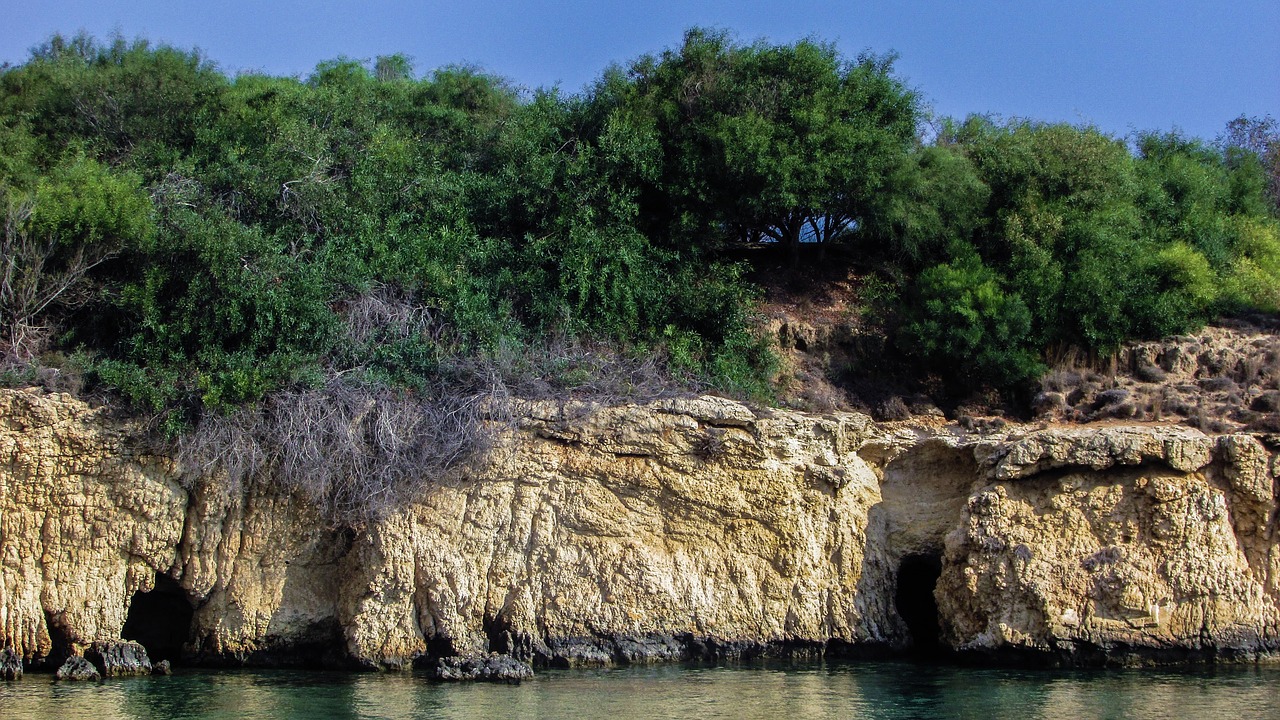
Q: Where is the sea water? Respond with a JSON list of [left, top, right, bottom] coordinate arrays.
[[3, 661, 1279, 720]]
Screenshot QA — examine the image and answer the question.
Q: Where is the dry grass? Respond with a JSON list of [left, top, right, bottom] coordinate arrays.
[[177, 378, 507, 527], [1032, 324, 1280, 430], [173, 284, 703, 526]]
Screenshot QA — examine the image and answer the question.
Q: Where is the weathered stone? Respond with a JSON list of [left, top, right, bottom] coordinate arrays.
[[153, 659, 172, 675], [937, 467, 1280, 663], [86, 640, 152, 677], [4, 388, 1280, 669], [431, 653, 533, 683], [653, 395, 757, 427], [0, 647, 22, 679], [987, 425, 1214, 480], [0, 390, 185, 665], [55, 656, 101, 681]]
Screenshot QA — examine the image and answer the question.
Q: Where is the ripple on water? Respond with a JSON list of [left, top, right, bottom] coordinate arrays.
[[3, 662, 1280, 720]]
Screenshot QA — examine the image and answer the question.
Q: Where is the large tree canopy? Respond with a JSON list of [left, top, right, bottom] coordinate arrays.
[[612, 29, 920, 262], [1, 30, 1278, 419]]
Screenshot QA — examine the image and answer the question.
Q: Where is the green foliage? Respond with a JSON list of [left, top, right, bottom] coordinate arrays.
[[899, 246, 1041, 389], [105, 208, 336, 412], [883, 116, 1279, 392], [2, 30, 1277, 416], [0, 31, 788, 417], [2, 33, 227, 171], [1222, 216, 1280, 312], [29, 152, 154, 249], [1220, 114, 1279, 213], [613, 28, 920, 259], [1, 151, 153, 361], [860, 142, 990, 269]]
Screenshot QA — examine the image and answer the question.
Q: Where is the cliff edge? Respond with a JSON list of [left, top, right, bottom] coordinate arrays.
[[2, 388, 1278, 671]]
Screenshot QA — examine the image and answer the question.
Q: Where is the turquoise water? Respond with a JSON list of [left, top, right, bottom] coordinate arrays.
[[3, 662, 1279, 720]]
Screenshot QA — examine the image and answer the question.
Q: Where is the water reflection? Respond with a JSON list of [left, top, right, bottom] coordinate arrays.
[[2, 662, 1279, 720]]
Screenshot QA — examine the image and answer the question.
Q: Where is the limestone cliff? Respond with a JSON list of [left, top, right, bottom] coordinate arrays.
[[2, 388, 1278, 671], [0, 389, 184, 667], [939, 426, 1280, 662]]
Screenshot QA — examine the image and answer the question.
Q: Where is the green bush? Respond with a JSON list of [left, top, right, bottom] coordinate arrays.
[[899, 247, 1041, 389], [3, 31, 1278, 419]]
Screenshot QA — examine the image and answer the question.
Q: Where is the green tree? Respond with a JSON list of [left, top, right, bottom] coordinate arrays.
[[0, 33, 227, 173], [617, 29, 919, 263], [898, 245, 1041, 389], [1220, 114, 1279, 212], [859, 141, 990, 271], [1, 153, 154, 362]]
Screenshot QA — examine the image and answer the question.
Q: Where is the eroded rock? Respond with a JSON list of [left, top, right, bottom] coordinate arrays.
[[55, 656, 100, 681], [4, 389, 1280, 669], [0, 647, 21, 679], [0, 390, 185, 665], [86, 640, 152, 677], [430, 653, 533, 683], [987, 425, 1214, 480], [937, 467, 1280, 662]]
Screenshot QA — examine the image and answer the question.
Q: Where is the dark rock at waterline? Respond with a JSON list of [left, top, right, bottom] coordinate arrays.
[[86, 640, 153, 677], [430, 653, 533, 683], [153, 659, 172, 675], [538, 633, 807, 667], [55, 656, 101, 681], [1, 647, 22, 680]]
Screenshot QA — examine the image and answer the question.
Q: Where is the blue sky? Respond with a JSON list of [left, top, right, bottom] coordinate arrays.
[[3, 1, 1276, 142]]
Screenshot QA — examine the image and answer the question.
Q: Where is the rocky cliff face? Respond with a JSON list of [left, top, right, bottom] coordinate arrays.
[[940, 426, 1280, 662], [2, 388, 1278, 671]]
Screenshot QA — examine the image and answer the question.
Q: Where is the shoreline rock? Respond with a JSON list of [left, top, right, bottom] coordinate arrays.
[[55, 656, 100, 682], [430, 654, 533, 683], [86, 640, 153, 677], [1, 648, 22, 680], [3, 388, 1279, 670]]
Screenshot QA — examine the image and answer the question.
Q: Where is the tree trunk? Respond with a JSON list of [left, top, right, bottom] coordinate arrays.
[[787, 222, 801, 267]]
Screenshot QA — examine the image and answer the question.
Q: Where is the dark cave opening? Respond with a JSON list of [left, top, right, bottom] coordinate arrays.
[[894, 553, 943, 656], [483, 612, 514, 654], [121, 573, 194, 663], [41, 609, 72, 669]]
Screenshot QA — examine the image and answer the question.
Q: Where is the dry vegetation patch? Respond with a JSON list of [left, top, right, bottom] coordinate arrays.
[[1032, 319, 1280, 432]]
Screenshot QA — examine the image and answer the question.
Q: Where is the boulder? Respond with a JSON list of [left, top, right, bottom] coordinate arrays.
[[55, 656, 101, 681], [430, 654, 534, 683], [86, 640, 153, 677], [0, 648, 21, 680]]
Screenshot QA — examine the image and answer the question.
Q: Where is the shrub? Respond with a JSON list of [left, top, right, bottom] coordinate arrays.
[[177, 379, 505, 526], [898, 247, 1042, 390]]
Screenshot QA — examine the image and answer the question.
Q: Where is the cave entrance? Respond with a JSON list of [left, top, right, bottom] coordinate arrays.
[[121, 573, 194, 663], [894, 553, 943, 656]]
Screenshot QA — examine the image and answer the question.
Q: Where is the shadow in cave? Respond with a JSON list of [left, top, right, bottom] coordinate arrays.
[[121, 573, 195, 663], [40, 609, 72, 669], [894, 553, 943, 658]]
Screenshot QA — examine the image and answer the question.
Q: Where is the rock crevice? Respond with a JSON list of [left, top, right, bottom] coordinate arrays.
[[3, 388, 1279, 672]]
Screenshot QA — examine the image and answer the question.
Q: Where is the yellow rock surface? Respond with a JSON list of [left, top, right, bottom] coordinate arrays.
[[2, 389, 1278, 667]]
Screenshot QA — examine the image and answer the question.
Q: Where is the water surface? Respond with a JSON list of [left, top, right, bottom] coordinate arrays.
[[3, 662, 1278, 719]]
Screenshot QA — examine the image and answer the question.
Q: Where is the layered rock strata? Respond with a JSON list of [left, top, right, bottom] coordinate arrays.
[[1, 388, 1277, 673]]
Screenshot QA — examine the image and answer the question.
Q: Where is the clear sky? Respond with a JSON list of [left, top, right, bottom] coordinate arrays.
[[2, 0, 1276, 142]]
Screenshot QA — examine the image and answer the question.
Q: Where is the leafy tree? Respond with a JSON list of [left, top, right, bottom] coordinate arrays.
[[7, 29, 1280, 415], [859, 141, 990, 270], [1, 153, 153, 362], [0, 33, 227, 172], [616, 29, 919, 263], [1220, 114, 1280, 212]]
